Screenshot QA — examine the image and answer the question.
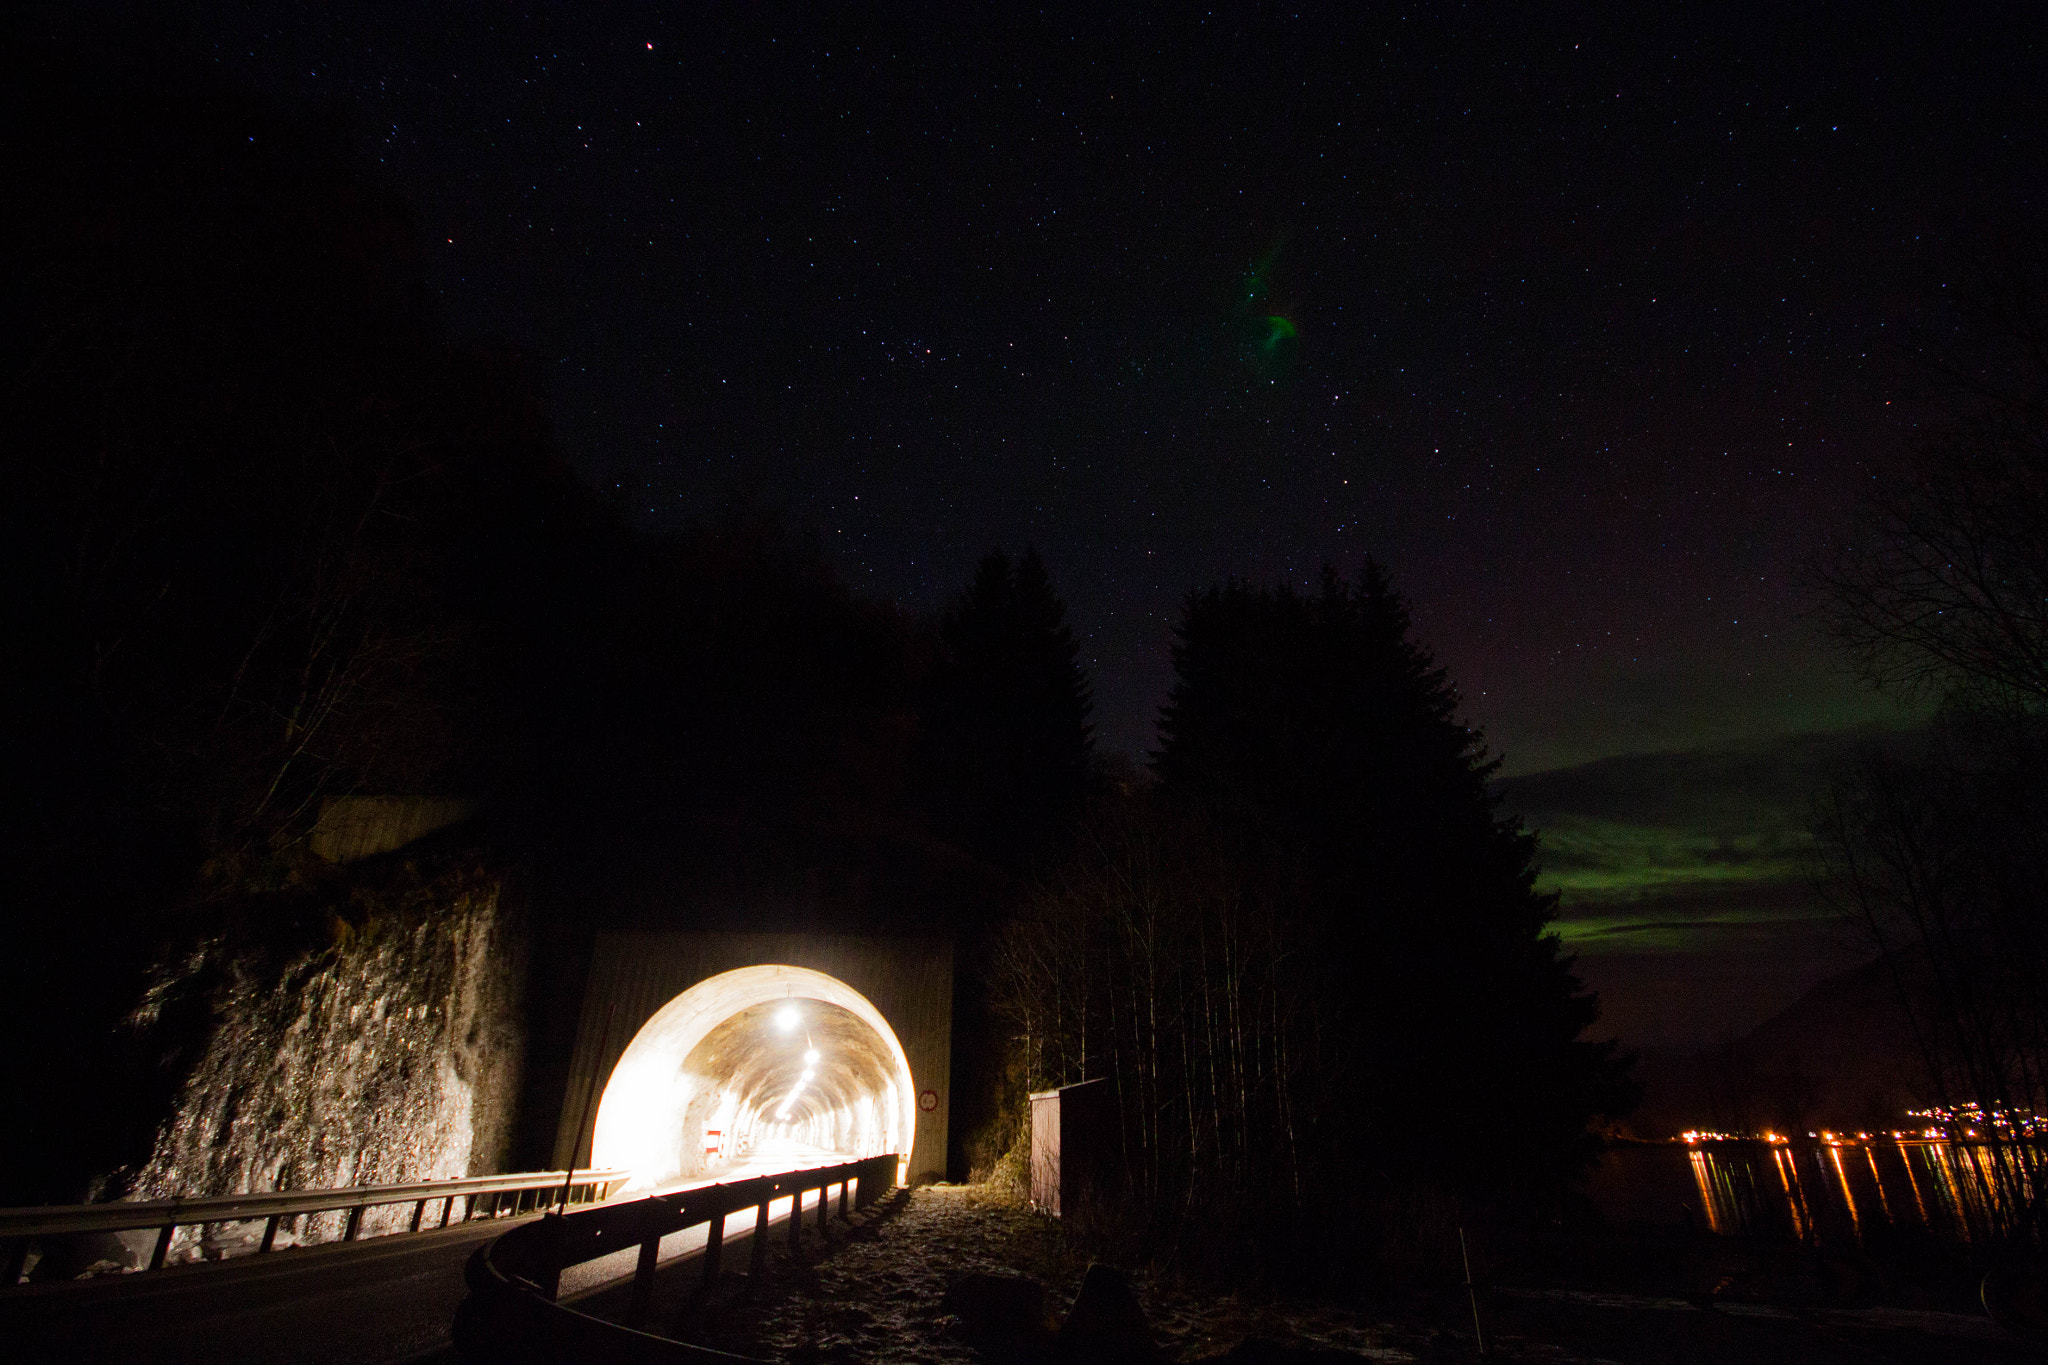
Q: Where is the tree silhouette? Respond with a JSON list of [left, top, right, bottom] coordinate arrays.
[[1156, 563, 1631, 1190], [911, 547, 1095, 1178], [1811, 227, 2048, 1229], [1817, 227, 2048, 710], [915, 547, 1094, 876]]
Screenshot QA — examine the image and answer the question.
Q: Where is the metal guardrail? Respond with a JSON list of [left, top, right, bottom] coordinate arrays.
[[1, 1167, 630, 1285], [454, 1153, 900, 1363]]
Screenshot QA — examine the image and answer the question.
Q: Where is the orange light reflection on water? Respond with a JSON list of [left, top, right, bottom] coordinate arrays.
[[1827, 1146, 1862, 1235], [1896, 1141, 1931, 1227], [1862, 1145, 1892, 1223], [1687, 1150, 1734, 1235], [1923, 1142, 1974, 1239], [1771, 1146, 1808, 1239], [1654, 1136, 2048, 1246]]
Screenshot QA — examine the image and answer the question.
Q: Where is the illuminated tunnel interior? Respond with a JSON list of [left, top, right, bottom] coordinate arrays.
[[590, 964, 915, 1189]]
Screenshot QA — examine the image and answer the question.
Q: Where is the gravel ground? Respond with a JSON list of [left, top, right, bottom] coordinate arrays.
[[669, 1184, 2037, 1365], [682, 1185, 1533, 1363]]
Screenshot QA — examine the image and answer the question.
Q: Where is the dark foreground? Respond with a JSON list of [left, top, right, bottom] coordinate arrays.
[[0, 1183, 2033, 1363], [660, 1184, 2032, 1364]]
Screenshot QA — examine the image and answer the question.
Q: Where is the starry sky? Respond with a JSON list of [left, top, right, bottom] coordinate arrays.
[[40, 3, 2048, 1052]]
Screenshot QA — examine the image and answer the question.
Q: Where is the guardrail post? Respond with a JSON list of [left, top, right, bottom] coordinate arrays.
[[537, 1214, 565, 1302], [750, 1199, 770, 1276], [626, 1230, 660, 1327], [433, 1160, 884, 1351], [410, 1200, 427, 1233], [440, 1195, 455, 1228], [150, 1222, 175, 1270], [259, 1214, 282, 1253], [4, 1239, 30, 1285], [701, 1207, 724, 1287], [343, 1205, 364, 1242]]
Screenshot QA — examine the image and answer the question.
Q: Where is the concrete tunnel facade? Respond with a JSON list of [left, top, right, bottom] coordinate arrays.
[[554, 932, 952, 1187]]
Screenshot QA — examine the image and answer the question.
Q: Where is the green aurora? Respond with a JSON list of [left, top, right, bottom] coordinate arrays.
[[1492, 728, 1914, 1046]]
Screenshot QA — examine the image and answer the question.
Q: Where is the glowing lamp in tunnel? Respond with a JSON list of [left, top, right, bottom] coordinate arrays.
[[776, 1005, 800, 1032], [804, 1049, 820, 1065]]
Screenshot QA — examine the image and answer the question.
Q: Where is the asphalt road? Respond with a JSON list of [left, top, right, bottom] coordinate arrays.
[[0, 1179, 834, 1364], [0, 1213, 510, 1365]]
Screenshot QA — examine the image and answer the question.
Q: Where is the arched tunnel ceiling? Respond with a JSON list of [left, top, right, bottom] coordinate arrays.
[[686, 999, 895, 1128], [590, 963, 917, 1187]]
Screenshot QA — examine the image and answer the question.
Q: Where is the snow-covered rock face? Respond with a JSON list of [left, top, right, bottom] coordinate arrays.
[[125, 876, 522, 1257], [592, 965, 915, 1189]]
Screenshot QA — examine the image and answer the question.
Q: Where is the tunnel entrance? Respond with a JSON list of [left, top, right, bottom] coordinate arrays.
[[589, 964, 915, 1190]]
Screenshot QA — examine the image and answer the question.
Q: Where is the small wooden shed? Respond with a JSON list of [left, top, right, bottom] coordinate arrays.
[[1028, 1078, 1114, 1217]]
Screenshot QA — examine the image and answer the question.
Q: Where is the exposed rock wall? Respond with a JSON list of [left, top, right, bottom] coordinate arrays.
[[125, 855, 524, 1248]]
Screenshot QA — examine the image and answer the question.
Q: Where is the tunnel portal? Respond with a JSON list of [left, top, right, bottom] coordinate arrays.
[[572, 943, 946, 1188], [559, 933, 951, 1184]]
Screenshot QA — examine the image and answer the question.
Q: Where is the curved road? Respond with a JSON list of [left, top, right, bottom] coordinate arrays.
[[0, 1153, 851, 1364], [1, 1213, 505, 1365]]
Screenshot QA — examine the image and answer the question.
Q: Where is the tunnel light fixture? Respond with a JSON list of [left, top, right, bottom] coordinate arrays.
[[804, 1048, 820, 1065], [776, 1005, 800, 1032]]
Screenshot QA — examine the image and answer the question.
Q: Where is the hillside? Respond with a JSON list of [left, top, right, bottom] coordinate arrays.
[[1627, 953, 1931, 1137]]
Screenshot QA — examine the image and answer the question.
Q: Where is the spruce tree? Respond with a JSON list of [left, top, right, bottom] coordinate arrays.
[[916, 548, 1093, 1177], [916, 548, 1093, 876], [1157, 562, 1631, 1189]]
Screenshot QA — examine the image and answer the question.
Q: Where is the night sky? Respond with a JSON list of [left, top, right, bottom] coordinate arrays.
[[39, 4, 2047, 1052]]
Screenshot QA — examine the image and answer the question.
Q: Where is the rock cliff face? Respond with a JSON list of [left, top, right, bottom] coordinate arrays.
[[125, 851, 524, 1249]]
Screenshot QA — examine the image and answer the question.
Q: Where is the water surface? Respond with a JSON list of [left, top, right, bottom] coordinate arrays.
[[1589, 1139, 2044, 1245]]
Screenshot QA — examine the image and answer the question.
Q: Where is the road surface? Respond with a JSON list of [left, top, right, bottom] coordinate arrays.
[[0, 1153, 851, 1364]]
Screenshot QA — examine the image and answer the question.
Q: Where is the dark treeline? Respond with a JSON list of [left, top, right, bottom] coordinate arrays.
[[992, 568, 1634, 1280]]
